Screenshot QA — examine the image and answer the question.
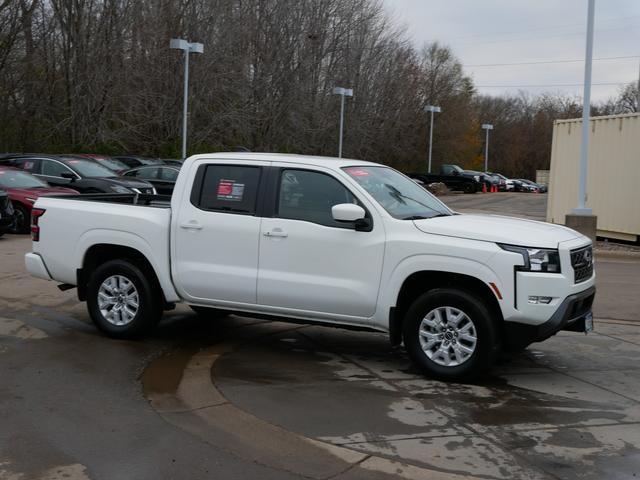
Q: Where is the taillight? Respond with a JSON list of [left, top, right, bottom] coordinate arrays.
[[31, 208, 46, 241]]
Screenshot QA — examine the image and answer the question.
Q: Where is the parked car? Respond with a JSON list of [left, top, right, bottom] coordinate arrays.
[[487, 173, 508, 192], [122, 165, 180, 195], [516, 179, 539, 193], [69, 154, 130, 174], [0, 166, 78, 233], [0, 155, 157, 194], [25, 153, 595, 380], [518, 179, 546, 193], [407, 164, 483, 194], [0, 188, 14, 237], [112, 155, 164, 169], [161, 159, 184, 167]]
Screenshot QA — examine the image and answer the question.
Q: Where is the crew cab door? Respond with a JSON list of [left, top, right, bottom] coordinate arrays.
[[173, 161, 268, 305], [257, 166, 385, 318]]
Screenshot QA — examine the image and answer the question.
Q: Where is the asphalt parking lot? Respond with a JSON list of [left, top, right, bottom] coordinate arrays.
[[1, 193, 640, 480]]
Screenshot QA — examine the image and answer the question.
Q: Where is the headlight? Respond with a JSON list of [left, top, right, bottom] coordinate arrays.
[[498, 244, 561, 273], [473, 175, 480, 181], [110, 185, 132, 193], [25, 197, 37, 203], [131, 188, 141, 194]]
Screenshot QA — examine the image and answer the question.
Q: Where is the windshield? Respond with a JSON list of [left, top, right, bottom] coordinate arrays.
[[96, 158, 129, 172], [343, 166, 452, 219], [65, 158, 115, 177], [0, 169, 48, 188]]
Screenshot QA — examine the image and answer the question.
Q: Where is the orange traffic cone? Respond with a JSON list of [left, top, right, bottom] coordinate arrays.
[[482, 182, 487, 193]]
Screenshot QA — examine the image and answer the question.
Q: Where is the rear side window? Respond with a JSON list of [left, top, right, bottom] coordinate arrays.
[[127, 167, 159, 180], [159, 167, 179, 181], [195, 165, 261, 215], [14, 158, 41, 174]]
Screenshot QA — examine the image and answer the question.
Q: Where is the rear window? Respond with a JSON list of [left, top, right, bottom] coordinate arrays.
[[195, 165, 261, 215]]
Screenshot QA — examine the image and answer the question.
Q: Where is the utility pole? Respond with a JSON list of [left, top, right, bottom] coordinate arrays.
[[425, 105, 441, 173], [482, 124, 493, 171], [565, 0, 598, 242], [170, 39, 204, 160], [333, 87, 353, 158]]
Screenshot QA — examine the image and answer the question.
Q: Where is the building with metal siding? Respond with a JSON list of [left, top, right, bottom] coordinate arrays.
[[547, 113, 640, 242]]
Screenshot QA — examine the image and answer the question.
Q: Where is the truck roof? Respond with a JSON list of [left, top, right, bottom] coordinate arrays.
[[187, 152, 380, 169]]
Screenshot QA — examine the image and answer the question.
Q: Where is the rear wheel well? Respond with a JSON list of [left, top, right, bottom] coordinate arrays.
[[390, 271, 503, 346], [78, 244, 166, 306]]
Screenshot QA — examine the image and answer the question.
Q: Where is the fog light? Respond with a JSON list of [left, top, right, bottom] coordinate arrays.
[[528, 296, 553, 304]]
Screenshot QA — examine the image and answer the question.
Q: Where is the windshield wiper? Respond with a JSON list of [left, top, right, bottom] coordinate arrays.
[[401, 213, 449, 220]]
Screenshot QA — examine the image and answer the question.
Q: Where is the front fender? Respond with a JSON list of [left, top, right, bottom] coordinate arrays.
[[378, 254, 505, 321]]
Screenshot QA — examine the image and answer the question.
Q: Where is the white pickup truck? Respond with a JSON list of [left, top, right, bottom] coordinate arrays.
[[25, 153, 595, 379]]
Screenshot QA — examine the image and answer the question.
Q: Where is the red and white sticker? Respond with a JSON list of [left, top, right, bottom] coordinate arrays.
[[345, 167, 370, 177], [217, 179, 245, 201]]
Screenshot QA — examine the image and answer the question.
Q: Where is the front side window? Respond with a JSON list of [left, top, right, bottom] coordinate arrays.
[[42, 160, 75, 178], [196, 165, 261, 214], [343, 166, 452, 220], [277, 169, 358, 228]]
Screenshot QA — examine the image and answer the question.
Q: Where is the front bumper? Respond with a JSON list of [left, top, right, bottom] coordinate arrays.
[[504, 286, 595, 351]]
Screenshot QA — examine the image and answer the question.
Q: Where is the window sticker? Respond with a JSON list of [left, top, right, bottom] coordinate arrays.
[[217, 179, 245, 201], [345, 167, 370, 177], [24, 161, 34, 170]]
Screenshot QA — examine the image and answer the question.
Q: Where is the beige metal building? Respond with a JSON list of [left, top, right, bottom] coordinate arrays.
[[547, 113, 640, 242]]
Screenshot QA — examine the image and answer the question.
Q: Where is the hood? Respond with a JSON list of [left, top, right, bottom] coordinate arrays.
[[7, 186, 78, 198], [413, 213, 582, 249], [101, 177, 154, 189]]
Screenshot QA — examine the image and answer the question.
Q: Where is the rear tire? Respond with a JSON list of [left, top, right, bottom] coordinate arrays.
[[403, 288, 500, 381], [190, 306, 230, 320], [463, 182, 476, 194], [86, 259, 162, 339]]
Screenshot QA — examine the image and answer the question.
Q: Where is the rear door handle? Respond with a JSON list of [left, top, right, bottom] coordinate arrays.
[[263, 228, 288, 238], [180, 221, 203, 230]]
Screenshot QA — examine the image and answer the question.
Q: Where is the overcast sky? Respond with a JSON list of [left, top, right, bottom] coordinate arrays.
[[383, 0, 640, 101]]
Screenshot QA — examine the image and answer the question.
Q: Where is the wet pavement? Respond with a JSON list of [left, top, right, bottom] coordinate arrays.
[[1, 212, 640, 479]]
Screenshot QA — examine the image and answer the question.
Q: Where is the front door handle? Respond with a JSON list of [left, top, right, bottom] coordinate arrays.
[[180, 221, 203, 230], [263, 228, 288, 238]]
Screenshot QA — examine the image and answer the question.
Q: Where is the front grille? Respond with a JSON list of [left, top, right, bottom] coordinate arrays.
[[570, 245, 594, 284]]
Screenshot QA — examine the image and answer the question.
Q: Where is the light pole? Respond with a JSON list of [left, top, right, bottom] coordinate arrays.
[[333, 86, 353, 158], [170, 38, 204, 160], [574, 0, 595, 215], [425, 105, 441, 173], [482, 124, 493, 172]]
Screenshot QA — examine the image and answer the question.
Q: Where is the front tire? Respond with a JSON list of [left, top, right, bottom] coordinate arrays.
[[87, 259, 162, 339], [463, 182, 476, 194], [403, 288, 500, 380], [9, 203, 29, 234]]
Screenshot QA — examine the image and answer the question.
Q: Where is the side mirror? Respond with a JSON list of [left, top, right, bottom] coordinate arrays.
[[332, 203, 366, 222], [60, 172, 76, 182], [451, 170, 459, 176]]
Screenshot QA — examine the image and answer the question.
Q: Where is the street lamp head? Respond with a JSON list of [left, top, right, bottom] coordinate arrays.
[[482, 124, 494, 130], [333, 86, 353, 97], [170, 38, 189, 51], [170, 38, 204, 54], [189, 42, 204, 54]]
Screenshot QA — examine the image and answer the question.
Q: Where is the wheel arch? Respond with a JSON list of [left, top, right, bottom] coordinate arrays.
[[388, 269, 504, 346], [78, 243, 176, 307]]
